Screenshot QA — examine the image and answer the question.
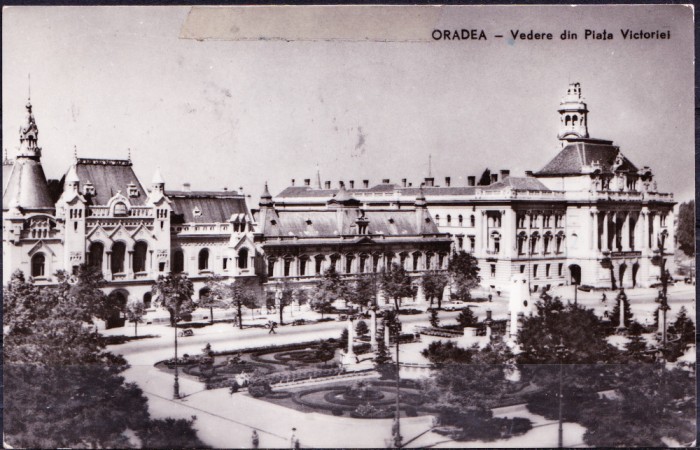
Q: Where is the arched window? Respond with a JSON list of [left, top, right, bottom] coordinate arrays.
[[172, 250, 184, 273], [470, 215, 475, 227], [198, 248, 210, 271], [238, 248, 249, 269], [133, 241, 148, 273], [199, 287, 210, 300], [565, 115, 571, 126], [458, 215, 463, 226], [143, 292, 152, 309], [114, 202, 128, 216], [88, 242, 104, 269], [517, 232, 527, 255], [435, 214, 440, 226], [572, 115, 578, 126], [111, 242, 126, 273], [446, 215, 452, 225], [31, 253, 46, 277]]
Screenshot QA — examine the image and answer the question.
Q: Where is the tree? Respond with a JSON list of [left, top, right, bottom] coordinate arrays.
[[125, 299, 146, 337], [152, 272, 195, 327], [447, 251, 481, 302], [312, 267, 348, 318], [676, 200, 695, 256], [202, 274, 229, 324], [421, 340, 473, 365], [477, 168, 492, 186], [314, 341, 336, 367], [295, 289, 309, 310], [355, 320, 369, 337], [381, 262, 414, 310], [228, 280, 260, 329], [609, 290, 634, 330], [422, 270, 449, 309], [429, 309, 440, 328], [456, 307, 478, 328], [277, 281, 295, 325], [55, 264, 123, 324], [349, 273, 379, 312], [3, 271, 206, 448]]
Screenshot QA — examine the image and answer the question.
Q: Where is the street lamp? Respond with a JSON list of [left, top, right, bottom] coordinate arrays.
[[386, 311, 403, 448], [173, 318, 180, 399], [555, 340, 565, 448], [653, 255, 670, 351]]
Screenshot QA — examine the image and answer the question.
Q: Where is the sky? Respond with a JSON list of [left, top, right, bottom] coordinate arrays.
[[2, 5, 694, 203]]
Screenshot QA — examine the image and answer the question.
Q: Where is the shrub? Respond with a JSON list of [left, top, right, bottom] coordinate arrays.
[[355, 320, 369, 337], [229, 381, 240, 395], [405, 406, 418, 417], [331, 408, 344, 416]]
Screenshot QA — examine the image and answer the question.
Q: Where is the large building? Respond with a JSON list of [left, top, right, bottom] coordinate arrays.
[[2, 97, 450, 313], [273, 83, 676, 291]]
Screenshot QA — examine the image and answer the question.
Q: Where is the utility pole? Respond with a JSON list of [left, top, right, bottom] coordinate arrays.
[[173, 321, 180, 399]]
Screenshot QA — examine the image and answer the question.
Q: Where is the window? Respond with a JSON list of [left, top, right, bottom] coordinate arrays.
[[426, 253, 433, 269], [399, 253, 408, 269], [133, 241, 148, 273], [345, 255, 354, 274], [555, 233, 564, 253], [470, 215, 475, 227], [520, 265, 525, 274], [31, 253, 45, 277], [315, 256, 324, 274], [330, 254, 340, 271], [223, 258, 228, 270], [446, 215, 452, 225], [660, 214, 667, 227], [545, 263, 551, 277], [517, 233, 527, 255], [458, 215, 463, 226], [88, 242, 104, 269], [111, 242, 126, 273], [517, 213, 526, 228], [284, 258, 292, 277], [435, 215, 440, 226], [143, 292, 152, 309], [438, 253, 445, 268], [490, 264, 496, 277], [412, 252, 420, 271], [238, 248, 249, 269], [172, 250, 184, 273], [267, 258, 276, 277], [299, 257, 307, 276], [198, 248, 210, 271], [359, 254, 368, 273], [373, 254, 380, 272], [457, 236, 464, 249], [533, 264, 538, 278], [530, 215, 537, 228], [469, 236, 476, 252], [114, 202, 128, 216], [543, 233, 552, 254], [127, 182, 139, 198], [558, 263, 563, 276], [158, 262, 166, 272], [543, 215, 551, 228]]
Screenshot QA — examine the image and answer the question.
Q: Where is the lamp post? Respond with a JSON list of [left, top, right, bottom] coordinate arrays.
[[387, 311, 403, 448], [653, 255, 670, 351], [555, 340, 565, 448], [173, 319, 180, 399]]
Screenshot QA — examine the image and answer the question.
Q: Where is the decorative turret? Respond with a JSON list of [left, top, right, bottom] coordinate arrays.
[[557, 82, 589, 140], [65, 164, 79, 193], [18, 99, 41, 159], [151, 167, 165, 194], [415, 185, 429, 233], [259, 182, 273, 207]]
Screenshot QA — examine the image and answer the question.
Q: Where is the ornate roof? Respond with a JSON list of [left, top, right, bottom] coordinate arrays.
[[483, 177, 550, 191], [2, 158, 54, 212], [536, 140, 638, 176], [168, 191, 249, 224], [66, 158, 149, 206]]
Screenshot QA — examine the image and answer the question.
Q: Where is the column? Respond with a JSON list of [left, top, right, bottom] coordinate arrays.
[[666, 210, 675, 254], [502, 209, 515, 256], [383, 320, 391, 348], [621, 212, 630, 251], [591, 209, 599, 251], [652, 213, 661, 250], [102, 250, 109, 277], [480, 211, 487, 252], [346, 319, 355, 357], [602, 212, 609, 251], [641, 208, 649, 251], [147, 250, 154, 276], [369, 310, 377, 351], [127, 251, 134, 277]]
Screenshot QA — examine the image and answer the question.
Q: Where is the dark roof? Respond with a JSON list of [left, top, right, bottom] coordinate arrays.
[[536, 140, 638, 176], [70, 158, 148, 206], [276, 183, 399, 199], [483, 177, 550, 191], [3, 157, 55, 211], [3, 160, 15, 193], [399, 186, 477, 196], [168, 191, 249, 224], [261, 208, 439, 238]]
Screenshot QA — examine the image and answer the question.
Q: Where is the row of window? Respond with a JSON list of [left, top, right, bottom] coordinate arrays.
[[516, 213, 565, 229], [488, 262, 565, 278], [434, 214, 476, 227]]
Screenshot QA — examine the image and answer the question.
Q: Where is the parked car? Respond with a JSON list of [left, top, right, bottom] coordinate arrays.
[[443, 302, 467, 311], [178, 329, 194, 337]]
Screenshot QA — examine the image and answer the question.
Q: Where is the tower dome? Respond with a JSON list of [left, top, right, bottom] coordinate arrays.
[[557, 82, 589, 140]]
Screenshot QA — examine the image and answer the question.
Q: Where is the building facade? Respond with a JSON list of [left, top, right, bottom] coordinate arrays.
[[273, 83, 676, 292]]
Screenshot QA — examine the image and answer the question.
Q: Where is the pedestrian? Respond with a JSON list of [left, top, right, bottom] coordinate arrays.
[[269, 321, 277, 334], [294, 438, 300, 449], [251, 430, 259, 449], [488, 294, 492, 302], [601, 292, 607, 304], [290, 428, 297, 448]]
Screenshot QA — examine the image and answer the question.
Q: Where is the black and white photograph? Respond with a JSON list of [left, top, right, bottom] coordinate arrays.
[[2, 5, 696, 448]]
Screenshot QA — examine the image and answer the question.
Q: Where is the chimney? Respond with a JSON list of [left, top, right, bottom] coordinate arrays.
[[490, 174, 498, 184], [183, 182, 191, 192], [325, 181, 331, 189], [291, 179, 296, 186], [500, 170, 510, 180], [349, 180, 355, 189], [363, 179, 369, 188], [467, 176, 476, 187], [424, 177, 434, 187], [402, 178, 407, 187], [223, 187, 228, 191], [304, 178, 311, 186], [339, 180, 345, 188], [525, 170, 533, 177], [445, 177, 451, 187], [382, 178, 390, 184]]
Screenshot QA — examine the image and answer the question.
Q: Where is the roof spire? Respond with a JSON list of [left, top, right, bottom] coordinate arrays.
[[151, 167, 165, 185], [128, 147, 132, 162], [73, 145, 78, 161], [316, 166, 322, 189], [27, 73, 31, 101], [260, 181, 273, 207], [428, 154, 432, 177]]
